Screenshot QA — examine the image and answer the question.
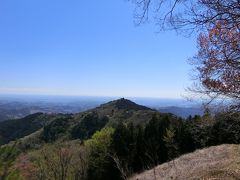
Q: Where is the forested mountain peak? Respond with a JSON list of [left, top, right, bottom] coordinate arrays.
[[98, 98, 153, 111], [0, 99, 156, 145]]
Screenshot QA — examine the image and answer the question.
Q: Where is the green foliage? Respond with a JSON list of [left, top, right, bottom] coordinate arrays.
[[0, 143, 20, 180], [111, 122, 136, 176], [42, 117, 70, 142], [210, 113, 240, 145], [143, 114, 181, 165], [85, 127, 119, 180], [86, 127, 114, 157], [111, 114, 181, 173], [71, 112, 109, 140], [163, 126, 178, 160], [4, 170, 22, 180], [0, 113, 46, 145], [132, 125, 145, 172], [112, 122, 134, 158], [16, 130, 44, 151], [179, 115, 212, 153]]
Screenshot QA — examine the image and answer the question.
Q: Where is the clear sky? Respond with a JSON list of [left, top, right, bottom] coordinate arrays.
[[0, 0, 197, 98]]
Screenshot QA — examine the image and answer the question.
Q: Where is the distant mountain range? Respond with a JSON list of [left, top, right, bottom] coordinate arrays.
[[0, 96, 108, 122], [0, 95, 202, 122], [157, 106, 203, 118]]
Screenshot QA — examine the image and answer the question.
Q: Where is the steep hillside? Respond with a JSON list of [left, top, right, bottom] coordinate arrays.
[[130, 144, 240, 180], [0, 113, 71, 145], [0, 113, 48, 144]]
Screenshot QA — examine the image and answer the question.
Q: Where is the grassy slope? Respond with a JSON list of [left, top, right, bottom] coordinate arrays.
[[130, 144, 240, 180]]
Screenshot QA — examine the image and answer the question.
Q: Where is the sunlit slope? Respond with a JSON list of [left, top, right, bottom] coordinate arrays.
[[130, 144, 240, 180]]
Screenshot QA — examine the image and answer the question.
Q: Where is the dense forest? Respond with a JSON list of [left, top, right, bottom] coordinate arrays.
[[0, 99, 240, 180]]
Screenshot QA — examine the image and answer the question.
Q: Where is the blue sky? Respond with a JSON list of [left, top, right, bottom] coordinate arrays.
[[0, 0, 197, 98]]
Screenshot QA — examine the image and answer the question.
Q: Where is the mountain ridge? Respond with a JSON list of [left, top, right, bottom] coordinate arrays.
[[0, 98, 160, 145]]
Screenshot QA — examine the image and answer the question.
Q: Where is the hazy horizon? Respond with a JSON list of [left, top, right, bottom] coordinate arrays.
[[0, 93, 200, 108]]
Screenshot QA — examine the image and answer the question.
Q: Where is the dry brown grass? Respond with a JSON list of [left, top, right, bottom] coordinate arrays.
[[130, 144, 240, 180]]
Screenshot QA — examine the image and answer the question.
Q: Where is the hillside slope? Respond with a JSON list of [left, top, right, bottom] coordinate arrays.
[[130, 144, 240, 180], [0, 98, 160, 145], [0, 113, 52, 144]]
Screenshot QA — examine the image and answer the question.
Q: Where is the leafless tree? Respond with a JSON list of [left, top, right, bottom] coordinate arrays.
[[109, 153, 131, 180], [131, 0, 240, 110], [131, 0, 240, 32]]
